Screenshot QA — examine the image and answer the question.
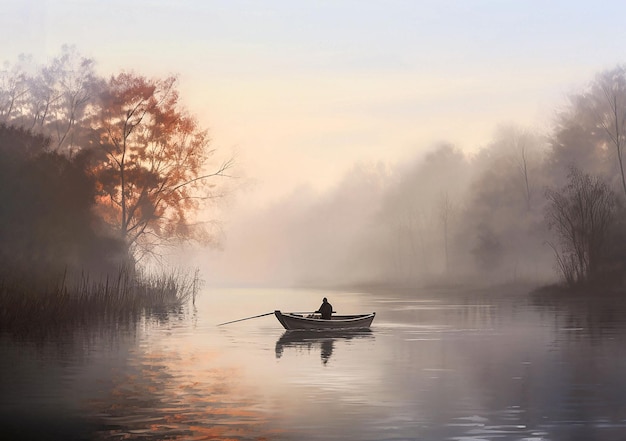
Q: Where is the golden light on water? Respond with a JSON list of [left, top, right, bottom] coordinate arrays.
[[92, 342, 283, 440]]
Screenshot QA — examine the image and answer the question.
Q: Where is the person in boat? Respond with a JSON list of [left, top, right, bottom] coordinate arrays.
[[316, 297, 333, 320]]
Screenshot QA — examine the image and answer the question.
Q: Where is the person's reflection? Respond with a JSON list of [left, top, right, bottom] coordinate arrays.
[[275, 330, 373, 365], [275, 342, 284, 359], [320, 339, 334, 365], [275, 331, 335, 364]]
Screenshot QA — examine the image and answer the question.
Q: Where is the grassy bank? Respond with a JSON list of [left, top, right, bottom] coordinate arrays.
[[0, 266, 200, 338]]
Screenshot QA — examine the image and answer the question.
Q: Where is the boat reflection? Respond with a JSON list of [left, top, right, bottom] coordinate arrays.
[[275, 329, 374, 365]]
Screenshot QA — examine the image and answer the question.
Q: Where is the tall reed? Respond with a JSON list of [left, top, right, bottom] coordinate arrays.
[[0, 265, 201, 338]]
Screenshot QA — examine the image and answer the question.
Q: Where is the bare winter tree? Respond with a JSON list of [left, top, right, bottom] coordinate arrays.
[[0, 55, 32, 123], [0, 46, 102, 153], [509, 128, 540, 210], [588, 67, 626, 197], [487, 125, 545, 211], [545, 167, 617, 286], [551, 66, 626, 197], [34, 46, 102, 153], [438, 191, 453, 274]]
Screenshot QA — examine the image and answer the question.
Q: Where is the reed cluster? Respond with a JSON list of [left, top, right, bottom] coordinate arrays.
[[0, 266, 200, 337]]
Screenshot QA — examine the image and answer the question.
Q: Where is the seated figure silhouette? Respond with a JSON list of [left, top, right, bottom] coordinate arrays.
[[320, 339, 334, 364], [316, 297, 333, 320]]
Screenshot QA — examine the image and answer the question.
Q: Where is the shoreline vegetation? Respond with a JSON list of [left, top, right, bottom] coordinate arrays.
[[0, 48, 225, 340], [3, 49, 626, 333], [0, 266, 200, 338]]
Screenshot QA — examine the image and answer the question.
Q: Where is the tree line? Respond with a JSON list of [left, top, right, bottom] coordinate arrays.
[[220, 66, 626, 291], [3, 47, 626, 291], [0, 46, 231, 284], [380, 65, 626, 289]]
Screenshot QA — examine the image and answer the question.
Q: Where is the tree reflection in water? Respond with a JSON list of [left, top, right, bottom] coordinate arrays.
[[275, 329, 374, 365]]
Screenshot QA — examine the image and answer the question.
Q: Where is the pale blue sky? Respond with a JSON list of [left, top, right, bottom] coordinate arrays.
[[2, 1, 626, 203]]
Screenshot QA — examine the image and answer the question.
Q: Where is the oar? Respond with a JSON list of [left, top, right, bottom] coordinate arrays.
[[217, 311, 275, 326], [217, 310, 338, 326]]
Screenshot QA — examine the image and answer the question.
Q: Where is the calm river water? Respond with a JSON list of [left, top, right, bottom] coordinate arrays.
[[2, 285, 626, 440]]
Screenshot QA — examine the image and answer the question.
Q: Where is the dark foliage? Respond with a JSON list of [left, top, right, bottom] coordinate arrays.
[[0, 124, 125, 280], [545, 168, 617, 287]]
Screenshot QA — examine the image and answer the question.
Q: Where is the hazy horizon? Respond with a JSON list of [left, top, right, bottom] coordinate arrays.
[[5, 1, 626, 286]]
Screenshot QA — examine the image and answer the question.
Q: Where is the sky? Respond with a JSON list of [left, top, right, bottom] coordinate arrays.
[[4, 0, 626, 210]]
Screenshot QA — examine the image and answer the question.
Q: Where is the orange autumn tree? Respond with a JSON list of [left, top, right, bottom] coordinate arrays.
[[93, 73, 231, 261]]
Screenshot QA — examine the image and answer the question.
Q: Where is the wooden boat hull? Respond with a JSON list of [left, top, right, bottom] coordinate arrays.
[[274, 310, 375, 330]]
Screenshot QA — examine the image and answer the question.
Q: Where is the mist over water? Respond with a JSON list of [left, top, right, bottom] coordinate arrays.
[[205, 134, 554, 288]]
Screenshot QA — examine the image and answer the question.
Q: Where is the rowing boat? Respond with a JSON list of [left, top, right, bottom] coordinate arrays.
[[274, 310, 375, 330]]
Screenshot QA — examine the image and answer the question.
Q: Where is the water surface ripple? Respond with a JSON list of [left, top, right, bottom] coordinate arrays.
[[2, 286, 626, 440]]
